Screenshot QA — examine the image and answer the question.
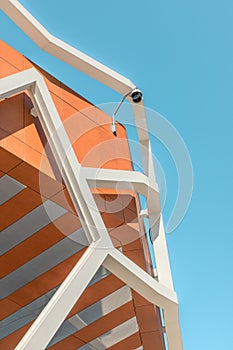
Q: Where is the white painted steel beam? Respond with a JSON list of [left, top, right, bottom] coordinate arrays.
[[14, 242, 108, 350], [103, 249, 182, 350], [0, 0, 136, 95], [0, 69, 109, 245], [83, 167, 159, 201], [83, 167, 173, 289]]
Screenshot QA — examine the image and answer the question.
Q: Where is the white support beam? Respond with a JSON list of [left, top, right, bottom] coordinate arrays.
[[104, 249, 177, 307], [83, 166, 174, 289], [83, 166, 159, 199], [0, 0, 136, 95], [14, 242, 108, 350], [104, 249, 183, 350], [151, 216, 174, 289], [0, 69, 111, 244]]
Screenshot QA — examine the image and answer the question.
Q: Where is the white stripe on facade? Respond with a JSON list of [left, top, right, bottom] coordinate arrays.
[[0, 175, 26, 205], [0, 267, 110, 340], [0, 200, 67, 255], [48, 286, 132, 346], [0, 228, 87, 299], [77, 317, 139, 350]]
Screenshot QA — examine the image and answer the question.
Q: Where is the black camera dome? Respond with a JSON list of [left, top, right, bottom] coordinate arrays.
[[131, 89, 143, 103]]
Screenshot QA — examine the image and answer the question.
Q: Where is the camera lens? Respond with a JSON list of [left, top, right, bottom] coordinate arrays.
[[131, 90, 142, 103]]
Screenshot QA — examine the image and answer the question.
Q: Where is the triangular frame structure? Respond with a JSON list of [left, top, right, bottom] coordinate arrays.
[[0, 1, 184, 349]]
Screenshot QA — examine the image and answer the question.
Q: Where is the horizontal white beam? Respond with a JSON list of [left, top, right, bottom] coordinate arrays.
[[83, 167, 158, 195]]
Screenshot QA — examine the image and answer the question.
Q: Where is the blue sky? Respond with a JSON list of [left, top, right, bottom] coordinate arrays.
[[1, 1, 233, 349]]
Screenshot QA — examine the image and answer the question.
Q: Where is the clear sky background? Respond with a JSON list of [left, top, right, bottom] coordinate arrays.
[[1, 1, 233, 349]]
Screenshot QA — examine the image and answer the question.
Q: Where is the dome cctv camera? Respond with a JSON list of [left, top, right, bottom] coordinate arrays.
[[110, 88, 143, 135], [131, 88, 143, 103]]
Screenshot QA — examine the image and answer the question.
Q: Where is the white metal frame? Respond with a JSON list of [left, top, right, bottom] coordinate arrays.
[[0, 68, 182, 350], [0, 0, 173, 291], [0, 1, 183, 349]]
